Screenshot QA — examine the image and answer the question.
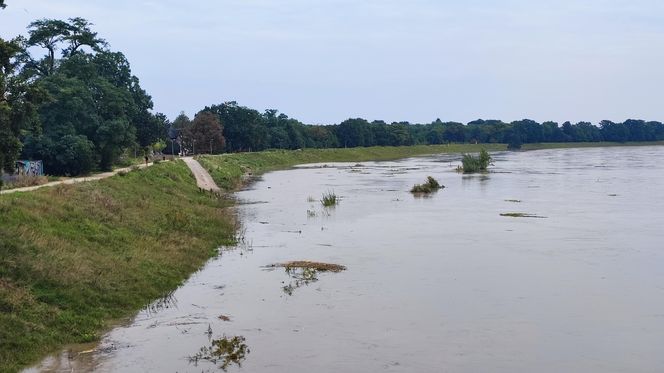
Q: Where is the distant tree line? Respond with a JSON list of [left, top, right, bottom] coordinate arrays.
[[2, 4, 663, 176], [176, 104, 663, 155]]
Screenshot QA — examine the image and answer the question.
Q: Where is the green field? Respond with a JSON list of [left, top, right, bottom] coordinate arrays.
[[1, 142, 662, 372]]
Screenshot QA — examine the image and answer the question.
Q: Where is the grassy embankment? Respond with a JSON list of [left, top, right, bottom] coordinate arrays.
[[0, 161, 237, 372], [2, 141, 662, 371]]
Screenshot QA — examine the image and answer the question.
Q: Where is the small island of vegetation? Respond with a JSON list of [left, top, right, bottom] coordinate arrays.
[[411, 176, 444, 194], [459, 149, 493, 173]]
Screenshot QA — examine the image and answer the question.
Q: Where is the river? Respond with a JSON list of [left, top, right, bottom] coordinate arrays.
[[28, 146, 664, 372]]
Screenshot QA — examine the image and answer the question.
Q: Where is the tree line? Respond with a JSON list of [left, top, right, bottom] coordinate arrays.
[[169, 106, 664, 155], [2, 7, 664, 176]]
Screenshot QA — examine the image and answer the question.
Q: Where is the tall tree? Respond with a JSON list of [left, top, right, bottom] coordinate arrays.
[[182, 111, 225, 154]]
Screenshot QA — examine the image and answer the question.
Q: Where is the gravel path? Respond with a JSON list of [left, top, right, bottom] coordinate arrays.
[[181, 157, 221, 193], [0, 162, 155, 195], [1, 157, 221, 195]]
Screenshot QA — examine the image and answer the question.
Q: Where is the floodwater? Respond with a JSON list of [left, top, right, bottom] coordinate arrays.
[[27, 146, 664, 372]]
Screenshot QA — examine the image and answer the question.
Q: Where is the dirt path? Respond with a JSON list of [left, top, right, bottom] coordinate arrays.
[[0, 162, 155, 195], [181, 157, 221, 193]]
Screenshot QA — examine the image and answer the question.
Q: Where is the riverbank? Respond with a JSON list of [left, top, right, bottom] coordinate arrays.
[[2, 141, 663, 372], [0, 161, 236, 372]]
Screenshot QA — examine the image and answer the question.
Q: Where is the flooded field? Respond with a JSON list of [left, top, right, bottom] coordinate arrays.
[[29, 146, 664, 372]]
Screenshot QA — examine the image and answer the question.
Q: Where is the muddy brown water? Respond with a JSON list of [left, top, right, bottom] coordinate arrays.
[[27, 146, 664, 372]]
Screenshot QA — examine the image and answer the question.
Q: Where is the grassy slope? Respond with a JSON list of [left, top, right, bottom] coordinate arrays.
[[0, 161, 237, 372], [2, 141, 662, 371]]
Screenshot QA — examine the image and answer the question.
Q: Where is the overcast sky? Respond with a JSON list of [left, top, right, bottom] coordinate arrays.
[[2, 0, 663, 124]]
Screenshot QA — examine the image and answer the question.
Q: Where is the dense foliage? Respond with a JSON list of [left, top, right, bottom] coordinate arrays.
[[461, 149, 492, 173], [1, 11, 168, 176]]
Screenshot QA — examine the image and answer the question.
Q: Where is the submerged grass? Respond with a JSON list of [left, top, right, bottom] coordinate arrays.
[[0, 161, 236, 372]]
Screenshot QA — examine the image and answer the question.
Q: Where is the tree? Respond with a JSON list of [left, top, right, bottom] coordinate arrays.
[[206, 102, 267, 152], [23, 18, 107, 77], [182, 111, 225, 154], [14, 18, 163, 174], [600, 120, 629, 142]]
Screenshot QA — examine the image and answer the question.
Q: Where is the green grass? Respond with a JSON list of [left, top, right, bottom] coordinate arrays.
[[0, 161, 237, 372], [320, 191, 338, 207]]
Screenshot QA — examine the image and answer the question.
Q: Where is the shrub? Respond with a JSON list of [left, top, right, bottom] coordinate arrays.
[[460, 149, 492, 173], [411, 176, 444, 193]]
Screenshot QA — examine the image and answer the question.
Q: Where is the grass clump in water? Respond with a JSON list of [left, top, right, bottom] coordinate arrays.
[[267, 261, 346, 295], [459, 149, 492, 173], [410, 176, 444, 194], [320, 191, 338, 207], [189, 335, 250, 371], [277, 261, 346, 272], [500, 212, 547, 218]]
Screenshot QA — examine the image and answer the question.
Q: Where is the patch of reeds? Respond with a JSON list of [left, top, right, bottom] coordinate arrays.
[[321, 191, 338, 207]]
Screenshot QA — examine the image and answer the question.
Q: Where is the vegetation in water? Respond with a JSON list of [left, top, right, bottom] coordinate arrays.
[[460, 149, 493, 173], [321, 191, 338, 207], [279, 261, 346, 272], [189, 335, 250, 371], [282, 267, 320, 295], [500, 212, 547, 218], [410, 176, 444, 194], [265, 261, 346, 295]]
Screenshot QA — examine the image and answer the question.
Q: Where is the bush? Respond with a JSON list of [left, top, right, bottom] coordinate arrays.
[[460, 149, 492, 173], [411, 176, 444, 193]]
